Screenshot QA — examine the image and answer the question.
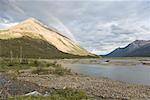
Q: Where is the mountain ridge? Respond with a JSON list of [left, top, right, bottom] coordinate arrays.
[[106, 40, 150, 57], [0, 18, 95, 56], [0, 18, 94, 57]]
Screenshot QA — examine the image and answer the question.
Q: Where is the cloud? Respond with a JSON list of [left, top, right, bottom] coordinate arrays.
[[0, 22, 18, 29], [0, 17, 18, 28], [0, 0, 150, 54]]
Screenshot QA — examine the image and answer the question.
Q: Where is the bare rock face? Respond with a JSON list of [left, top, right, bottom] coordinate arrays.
[[0, 18, 93, 56]]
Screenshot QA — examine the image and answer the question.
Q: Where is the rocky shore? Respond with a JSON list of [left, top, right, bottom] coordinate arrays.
[[18, 73, 150, 100], [39, 58, 150, 66], [0, 73, 50, 99]]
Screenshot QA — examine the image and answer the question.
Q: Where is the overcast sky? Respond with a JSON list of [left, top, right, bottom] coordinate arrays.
[[0, 0, 150, 55]]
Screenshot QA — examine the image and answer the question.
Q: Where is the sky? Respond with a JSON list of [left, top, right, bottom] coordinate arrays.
[[0, 0, 150, 55]]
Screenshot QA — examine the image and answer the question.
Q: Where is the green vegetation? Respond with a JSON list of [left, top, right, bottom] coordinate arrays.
[[9, 88, 89, 100], [0, 58, 72, 75], [0, 58, 30, 72], [0, 29, 8, 33], [0, 36, 97, 59], [31, 62, 71, 76], [0, 59, 89, 99]]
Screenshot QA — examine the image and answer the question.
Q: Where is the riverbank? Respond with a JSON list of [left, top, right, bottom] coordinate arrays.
[[17, 72, 150, 100], [2, 57, 150, 66], [56, 58, 150, 65], [0, 58, 150, 99]]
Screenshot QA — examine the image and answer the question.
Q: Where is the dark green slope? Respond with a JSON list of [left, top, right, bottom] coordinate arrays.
[[0, 37, 94, 59]]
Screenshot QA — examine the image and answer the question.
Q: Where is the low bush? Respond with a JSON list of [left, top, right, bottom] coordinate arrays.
[[9, 88, 89, 100], [0, 59, 72, 76], [31, 67, 52, 75], [54, 67, 71, 76], [31, 63, 71, 76]]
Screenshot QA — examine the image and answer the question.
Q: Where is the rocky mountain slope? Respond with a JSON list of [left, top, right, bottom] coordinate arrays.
[[106, 40, 150, 57], [0, 18, 95, 58]]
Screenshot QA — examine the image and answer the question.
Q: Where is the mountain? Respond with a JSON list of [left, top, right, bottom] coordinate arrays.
[[0, 18, 95, 59], [106, 40, 150, 57]]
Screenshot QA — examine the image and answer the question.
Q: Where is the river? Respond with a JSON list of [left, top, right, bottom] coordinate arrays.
[[63, 63, 150, 85]]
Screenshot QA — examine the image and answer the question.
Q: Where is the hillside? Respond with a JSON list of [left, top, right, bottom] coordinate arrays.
[[106, 40, 150, 57], [0, 36, 94, 59], [0, 18, 96, 58]]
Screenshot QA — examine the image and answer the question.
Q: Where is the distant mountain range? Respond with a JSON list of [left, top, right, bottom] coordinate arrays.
[[106, 40, 150, 57], [0, 18, 96, 59]]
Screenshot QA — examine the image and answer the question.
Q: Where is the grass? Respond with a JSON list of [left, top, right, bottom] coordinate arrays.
[[0, 58, 72, 76], [0, 29, 8, 33], [31, 62, 72, 76], [0, 58, 40, 71], [0, 59, 30, 72], [9, 88, 90, 100]]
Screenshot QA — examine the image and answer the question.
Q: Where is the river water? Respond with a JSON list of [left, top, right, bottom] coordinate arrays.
[[63, 64, 150, 85]]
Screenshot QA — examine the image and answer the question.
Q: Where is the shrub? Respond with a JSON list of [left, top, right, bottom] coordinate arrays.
[[54, 67, 71, 76], [20, 59, 29, 64], [46, 61, 57, 67], [46, 63, 51, 67], [0, 59, 72, 76], [31, 65, 71, 76], [9, 88, 89, 100], [31, 67, 48, 75], [8, 63, 14, 67], [33, 60, 39, 67]]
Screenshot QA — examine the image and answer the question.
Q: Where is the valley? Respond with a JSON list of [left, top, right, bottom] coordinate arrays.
[[0, 18, 150, 100], [0, 58, 150, 100], [1, 1, 150, 100]]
